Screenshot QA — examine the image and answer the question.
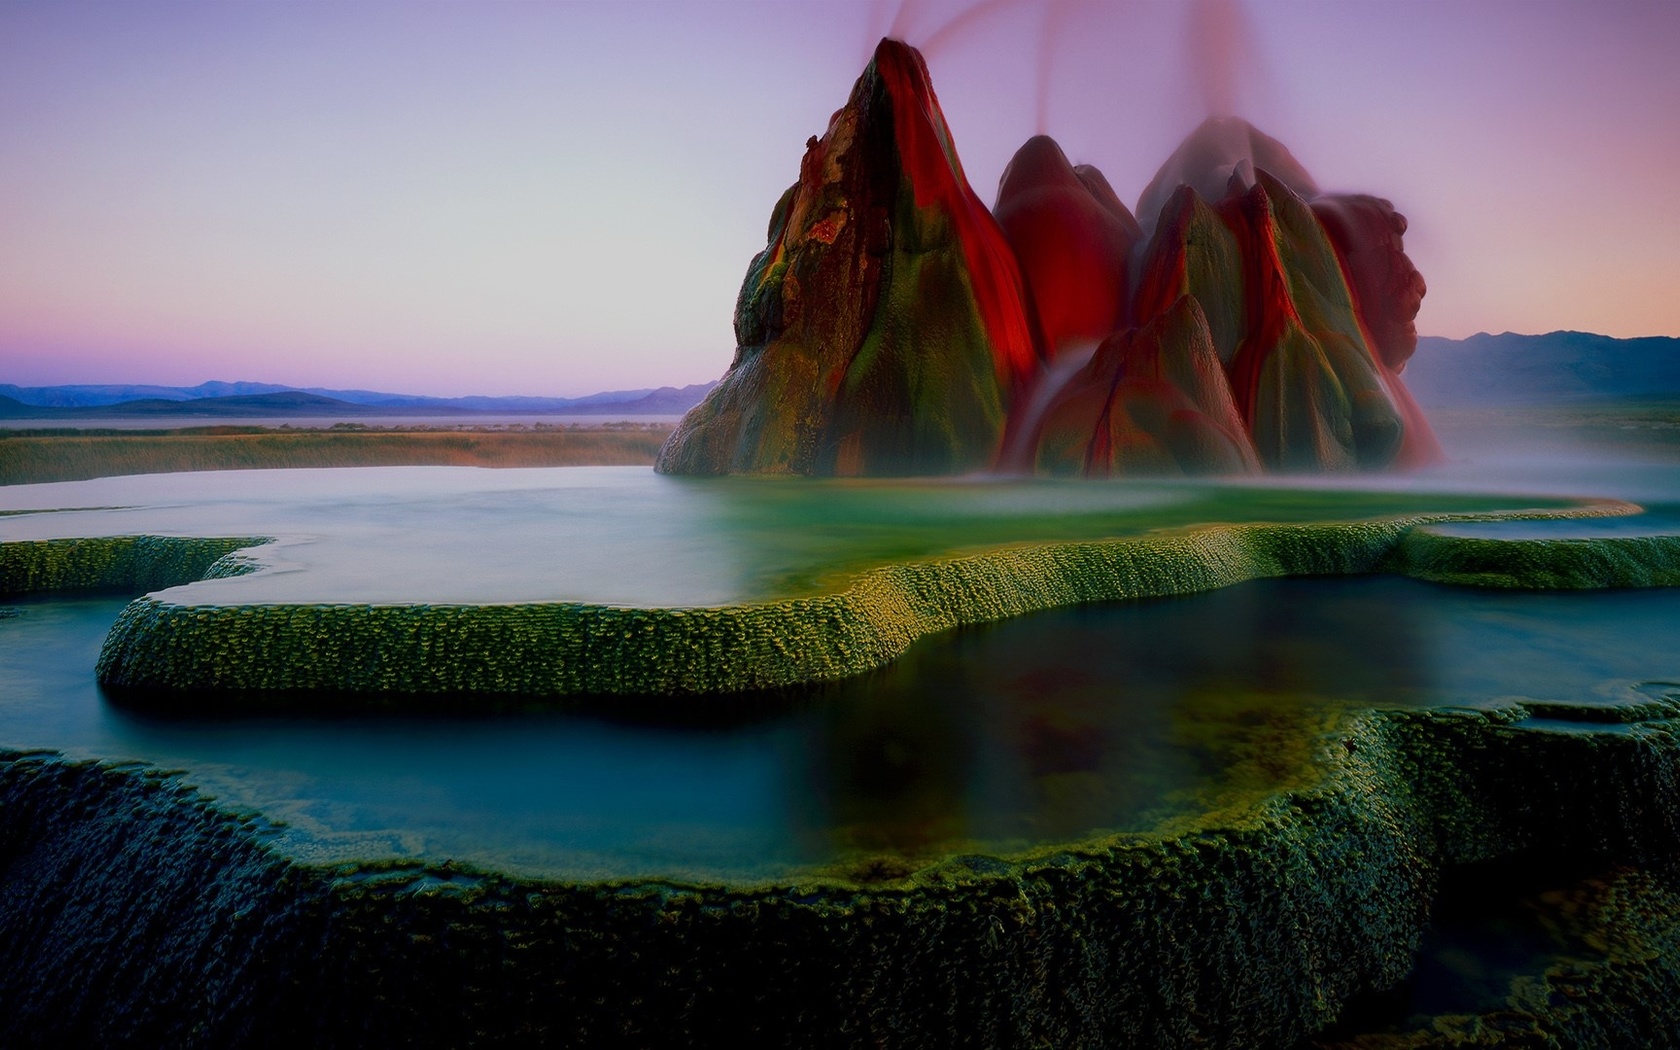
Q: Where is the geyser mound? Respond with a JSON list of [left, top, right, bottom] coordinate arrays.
[[655, 39, 1033, 477], [659, 39, 1440, 478], [1133, 115, 1320, 238]]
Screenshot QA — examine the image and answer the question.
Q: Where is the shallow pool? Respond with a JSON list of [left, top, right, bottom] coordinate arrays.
[[0, 463, 1614, 606], [5, 574, 1677, 881]]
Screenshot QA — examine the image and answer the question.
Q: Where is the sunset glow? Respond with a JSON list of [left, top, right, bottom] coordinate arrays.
[[2, 0, 1676, 396]]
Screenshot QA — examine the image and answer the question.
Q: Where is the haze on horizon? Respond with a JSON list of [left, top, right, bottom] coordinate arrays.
[[2, 0, 1677, 399]]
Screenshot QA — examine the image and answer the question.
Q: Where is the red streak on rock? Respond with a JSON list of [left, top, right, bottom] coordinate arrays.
[[1033, 296, 1258, 476], [806, 217, 842, 246], [1377, 364, 1444, 468], [873, 40, 1038, 395], [1218, 183, 1301, 429], [1221, 176, 1442, 468]]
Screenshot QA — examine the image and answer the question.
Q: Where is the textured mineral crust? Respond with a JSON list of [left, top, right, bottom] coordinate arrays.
[[9, 685, 1680, 1048], [658, 43, 1442, 478]]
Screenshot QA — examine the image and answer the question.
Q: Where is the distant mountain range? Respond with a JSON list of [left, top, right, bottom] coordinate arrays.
[[0, 380, 717, 421], [3, 330, 1675, 422], [1403, 331, 1680, 407]]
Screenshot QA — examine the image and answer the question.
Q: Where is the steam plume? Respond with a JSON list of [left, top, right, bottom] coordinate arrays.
[[1185, 0, 1255, 118]]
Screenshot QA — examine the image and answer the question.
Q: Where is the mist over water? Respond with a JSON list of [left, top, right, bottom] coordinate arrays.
[[5, 459, 1646, 609], [1420, 403, 1680, 506]]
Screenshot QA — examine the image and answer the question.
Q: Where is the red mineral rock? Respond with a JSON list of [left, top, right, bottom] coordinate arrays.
[[661, 46, 1441, 479], [1132, 184, 1247, 365], [1311, 194, 1427, 374], [1134, 116, 1318, 237], [1215, 171, 1405, 470], [993, 136, 1139, 358]]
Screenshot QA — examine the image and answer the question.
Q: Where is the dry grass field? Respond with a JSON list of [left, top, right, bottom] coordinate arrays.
[[8, 402, 1676, 487], [0, 423, 674, 485]]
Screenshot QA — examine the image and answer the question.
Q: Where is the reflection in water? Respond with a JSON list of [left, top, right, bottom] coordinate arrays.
[[801, 577, 1432, 865], [802, 667, 977, 863], [3, 577, 1679, 880]]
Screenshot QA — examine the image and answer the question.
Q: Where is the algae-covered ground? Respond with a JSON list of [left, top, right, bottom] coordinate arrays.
[[3, 439, 1680, 1046]]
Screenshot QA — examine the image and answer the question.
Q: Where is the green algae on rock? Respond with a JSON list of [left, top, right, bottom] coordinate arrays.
[[1305, 860, 1680, 1050], [1394, 528, 1680, 590], [0, 749, 323, 1046], [8, 482, 1680, 1046]]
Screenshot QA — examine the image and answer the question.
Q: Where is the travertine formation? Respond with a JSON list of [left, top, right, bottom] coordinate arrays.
[[658, 39, 1441, 478], [86, 501, 1669, 701], [8, 680, 1680, 1048]]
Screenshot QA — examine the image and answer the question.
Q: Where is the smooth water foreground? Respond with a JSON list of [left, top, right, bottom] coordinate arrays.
[[2, 451, 1679, 880]]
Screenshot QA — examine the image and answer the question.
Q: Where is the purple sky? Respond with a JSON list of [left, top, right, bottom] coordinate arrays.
[[3, 0, 1677, 397]]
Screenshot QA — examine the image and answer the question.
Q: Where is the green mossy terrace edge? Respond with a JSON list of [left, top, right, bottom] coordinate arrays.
[[0, 534, 267, 598], [7, 686, 1680, 1047], [79, 500, 1680, 698], [1399, 526, 1680, 589]]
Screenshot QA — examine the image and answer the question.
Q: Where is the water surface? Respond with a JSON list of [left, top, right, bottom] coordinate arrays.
[[0, 465, 1609, 606], [5, 577, 1677, 881]]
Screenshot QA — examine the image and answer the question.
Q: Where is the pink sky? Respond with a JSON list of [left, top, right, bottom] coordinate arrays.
[[2, 0, 1677, 397]]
